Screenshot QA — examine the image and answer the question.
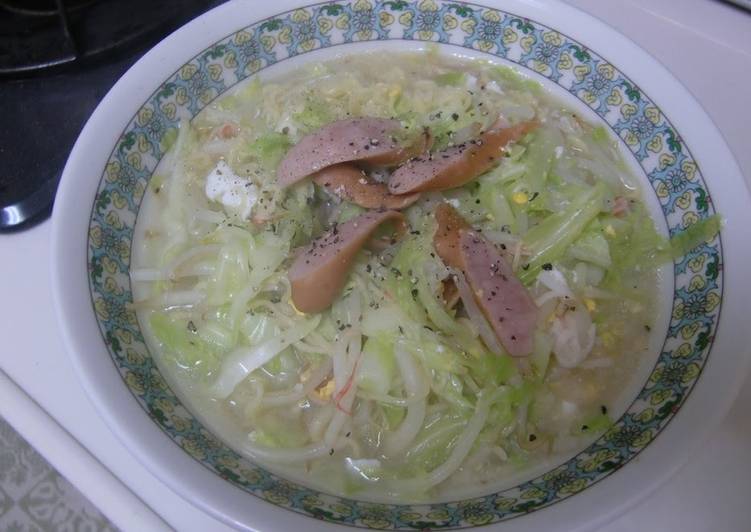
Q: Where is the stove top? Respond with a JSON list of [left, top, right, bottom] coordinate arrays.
[[0, 0, 225, 230]]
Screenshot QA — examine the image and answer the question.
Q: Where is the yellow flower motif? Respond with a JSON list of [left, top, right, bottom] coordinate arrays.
[[620, 103, 638, 119], [246, 59, 262, 74], [175, 86, 189, 105], [419, 0, 438, 11], [217, 455, 240, 470], [673, 342, 693, 358], [223, 51, 238, 69], [606, 88, 622, 106], [182, 437, 206, 460], [260, 35, 274, 52], [573, 64, 590, 82], [688, 274, 706, 292], [318, 17, 333, 35], [335, 13, 350, 30], [461, 18, 475, 34], [398, 12, 413, 26], [531, 60, 551, 75], [558, 52, 573, 70], [104, 210, 124, 230], [263, 490, 289, 506], [136, 134, 150, 153], [579, 449, 618, 472], [125, 370, 145, 395], [655, 180, 669, 199], [658, 152, 676, 170], [234, 30, 251, 45], [427, 509, 451, 520], [136, 106, 153, 127], [208, 64, 223, 81], [502, 27, 518, 45], [277, 26, 292, 45], [644, 106, 661, 125], [179, 63, 198, 80], [542, 31, 563, 46], [681, 210, 698, 226], [111, 190, 128, 210], [680, 322, 700, 339], [93, 298, 108, 320], [559, 478, 587, 495], [621, 129, 638, 148], [688, 255, 705, 272], [519, 35, 534, 53], [361, 515, 391, 529], [379, 12, 395, 27], [443, 14, 458, 31], [354, 0, 372, 9], [682, 363, 701, 383], [476, 40, 494, 52], [105, 161, 120, 184], [160, 102, 177, 121], [103, 277, 121, 296], [155, 398, 174, 413], [241, 468, 262, 484], [464, 510, 493, 526], [634, 407, 655, 423], [397, 512, 421, 521], [581, 90, 597, 105], [649, 388, 673, 406], [125, 348, 145, 365], [681, 159, 697, 181], [705, 291, 721, 312], [126, 152, 142, 171], [90, 225, 103, 247], [494, 498, 516, 511], [115, 329, 133, 345], [521, 487, 545, 499], [326, 503, 351, 516], [102, 254, 119, 274], [597, 63, 616, 80], [647, 134, 663, 153], [291, 8, 311, 23]]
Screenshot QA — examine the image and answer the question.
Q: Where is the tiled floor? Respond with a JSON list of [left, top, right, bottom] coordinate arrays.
[[0, 418, 116, 532]]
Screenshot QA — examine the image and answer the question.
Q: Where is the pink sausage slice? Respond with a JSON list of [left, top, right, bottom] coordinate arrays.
[[290, 210, 406, 313], [458, 231, 538, 357], [388, 121, 537, 195], [433, 204, 537, 357], [312, 163, 420, 210], [277, 118, 427, 188]]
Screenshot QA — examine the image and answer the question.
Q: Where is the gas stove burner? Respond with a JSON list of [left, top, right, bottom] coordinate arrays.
[[0, 0, 224, 230]]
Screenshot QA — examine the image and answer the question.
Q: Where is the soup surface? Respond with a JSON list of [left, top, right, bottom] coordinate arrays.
[[132, 51, 668, 502]]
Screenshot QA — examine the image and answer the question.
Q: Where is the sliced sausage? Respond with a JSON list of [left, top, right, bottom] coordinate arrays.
[[389, 121, 537, 195], [277, 118, 427, 188], [312, 163, 420, 210], [290, 210, 406, 313], [433, 204, 537, 357]]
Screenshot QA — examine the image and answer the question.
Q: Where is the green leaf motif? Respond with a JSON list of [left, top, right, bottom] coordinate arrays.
[[90, 256, 103, 284], [447, 3, 474, 17], [156, 82, 176, 102], [204, 44, 227, 60], [695, 188, 708, 213], [383, 0, 409, 9], [95, 190, 111, 215], [119, 132, 136, 153], [706, 253, 720, 281], [105, 330, 121, 353], [320, 3, 344, 15], [695, 326, 712, 351], [260, 18, 283, 32], [666, 128, 682, 153], [510, 18, 534, 34], [571, 45, 590, 62], [621, 80, 640, 103]]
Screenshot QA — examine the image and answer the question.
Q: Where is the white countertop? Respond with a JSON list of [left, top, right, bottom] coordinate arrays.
[[1, 0, 750, 530]]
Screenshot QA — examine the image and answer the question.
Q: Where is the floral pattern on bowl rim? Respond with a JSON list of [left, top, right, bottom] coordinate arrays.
[[85, 0, 722, 528]]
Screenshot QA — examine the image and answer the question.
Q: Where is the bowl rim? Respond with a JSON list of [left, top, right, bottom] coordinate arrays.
[[51, 0, 751, 530]]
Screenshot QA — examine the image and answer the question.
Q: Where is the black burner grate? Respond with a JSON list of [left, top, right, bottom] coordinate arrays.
[[0, 0, 225, 230]]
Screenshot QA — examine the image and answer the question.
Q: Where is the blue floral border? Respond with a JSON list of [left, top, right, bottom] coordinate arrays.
[[85, 0, 722, 528]]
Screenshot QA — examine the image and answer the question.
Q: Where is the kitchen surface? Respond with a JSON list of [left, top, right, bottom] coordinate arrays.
[[1, 0, 750, 530]]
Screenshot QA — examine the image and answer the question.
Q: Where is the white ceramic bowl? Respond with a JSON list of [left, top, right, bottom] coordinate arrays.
[[51, 0, 751, 530]]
